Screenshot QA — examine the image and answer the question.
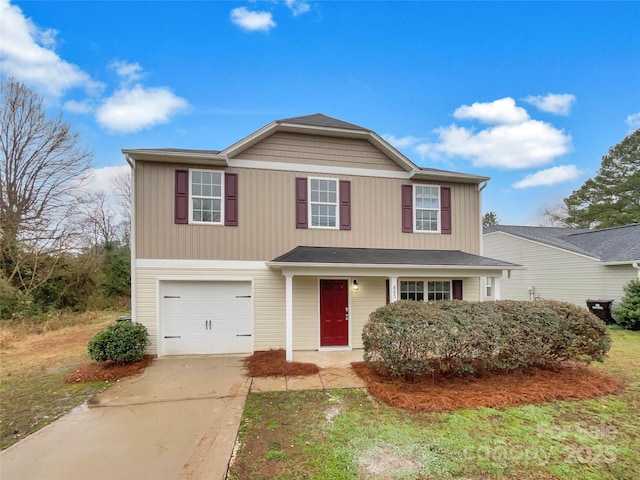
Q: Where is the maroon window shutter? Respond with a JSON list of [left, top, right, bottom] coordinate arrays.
[[175, 169, 189, 224], [224, 173, 238, 226], [295, 177, 308, 229], [339, 180, 351, 231], [441, 186, 452, 234], [401, 185, 413, 233], [452, 280, 463, 300]]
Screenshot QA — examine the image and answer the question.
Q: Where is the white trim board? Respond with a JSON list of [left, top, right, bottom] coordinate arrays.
[[137, 259, 268, 270]]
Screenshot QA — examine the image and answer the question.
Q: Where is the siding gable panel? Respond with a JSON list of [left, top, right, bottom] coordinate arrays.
[[239, 131, 406, 172]]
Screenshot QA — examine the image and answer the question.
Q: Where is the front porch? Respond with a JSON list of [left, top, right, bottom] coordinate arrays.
[[267, 246, 522, 361]]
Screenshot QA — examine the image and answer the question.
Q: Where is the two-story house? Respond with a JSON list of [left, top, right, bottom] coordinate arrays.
[[123, 114, 518, 361]]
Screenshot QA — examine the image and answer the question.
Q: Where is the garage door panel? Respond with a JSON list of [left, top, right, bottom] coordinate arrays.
[[161, 281, 253, 356]]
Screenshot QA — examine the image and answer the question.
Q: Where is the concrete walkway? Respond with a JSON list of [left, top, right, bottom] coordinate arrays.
[[1, 353, 366, 480], [1, 356, 250, 480]]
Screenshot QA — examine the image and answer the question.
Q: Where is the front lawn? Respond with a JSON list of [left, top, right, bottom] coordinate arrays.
[[228, 328, 640, 480]]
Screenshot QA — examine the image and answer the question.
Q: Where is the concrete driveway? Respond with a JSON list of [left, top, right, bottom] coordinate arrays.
[[0, 356, 250, 480]]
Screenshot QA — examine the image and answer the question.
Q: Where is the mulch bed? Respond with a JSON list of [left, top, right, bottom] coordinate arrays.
[[351, 361, 625, 412], [65, 355, 155, 383], [244, 349, 320, 377]]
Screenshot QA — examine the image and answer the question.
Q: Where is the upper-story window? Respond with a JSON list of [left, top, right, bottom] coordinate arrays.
[[309, 177, 339, 229], [191, 170, 223, 224], [175, 169, 238, 226], [414, 185, 440, 232], [401, 184, 451, 234]]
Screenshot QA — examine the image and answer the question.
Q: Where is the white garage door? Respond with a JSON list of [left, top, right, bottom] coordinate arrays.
[[160, 281, 253, 356]]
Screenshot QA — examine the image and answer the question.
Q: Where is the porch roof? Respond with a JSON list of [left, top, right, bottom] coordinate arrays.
[[268, 246, 521, 270]]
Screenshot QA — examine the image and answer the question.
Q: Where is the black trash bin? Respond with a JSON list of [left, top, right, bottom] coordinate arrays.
[[586, 299, 614, 324]]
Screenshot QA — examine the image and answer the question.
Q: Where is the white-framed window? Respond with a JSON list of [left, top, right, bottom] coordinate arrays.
[[400, 281, 424, 301], [190, 169, 224, 224], [309, 177, 339, 229], [485, 277, 493, 297], [428, 281, 451, 300], [414, 185, 440, 232]]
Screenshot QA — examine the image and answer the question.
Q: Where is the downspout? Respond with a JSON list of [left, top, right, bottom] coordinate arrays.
[[478, 180, 489, 300], [634, 262, 640, 280], [125, 154, 136, 323]]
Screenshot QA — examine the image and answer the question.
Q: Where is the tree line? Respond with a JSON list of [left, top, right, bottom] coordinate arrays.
[[1, 78, 130, 319]]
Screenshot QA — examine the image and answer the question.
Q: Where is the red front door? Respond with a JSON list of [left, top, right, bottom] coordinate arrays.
[[320, 279, 349, 347]]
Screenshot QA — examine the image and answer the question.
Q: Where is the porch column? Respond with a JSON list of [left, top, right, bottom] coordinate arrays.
[[494, 275, 501, 300], [285, 273, 293, 362], [389, 276, 398, 303]]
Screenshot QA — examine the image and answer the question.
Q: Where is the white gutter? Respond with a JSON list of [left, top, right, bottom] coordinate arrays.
[[266, 261, 519, 270], [478, 180, 489, 300]]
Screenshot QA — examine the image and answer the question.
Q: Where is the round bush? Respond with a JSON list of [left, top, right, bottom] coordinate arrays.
[[88, 321, 149, 363], [362, 299, 610, 377]]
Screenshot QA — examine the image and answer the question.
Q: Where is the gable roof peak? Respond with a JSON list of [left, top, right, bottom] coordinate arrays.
[[277, 113, 368, 132]]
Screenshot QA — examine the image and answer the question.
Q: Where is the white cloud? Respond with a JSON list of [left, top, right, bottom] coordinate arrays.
[[383, 134, 422, 149], [286, 0, 311, 16], [421, 120, 571, 169], [627, 112, 640, 130], [230, 7, 276, 32], [415, 97, 572, 169], [110, 60, 144, 84], [453, 97, 529, 124], [85, 165, 130, 194], [0, 0, 103, 99], [512, 165, 581, 189], [523, 93, 576, 115], [96, 85, 189, 134], [64, 99, 95, 114]]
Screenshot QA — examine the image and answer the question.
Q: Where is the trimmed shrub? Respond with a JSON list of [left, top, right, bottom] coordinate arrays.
[[88, 321, 149, 363], [362, 299, 610, 377], [614, 280, 640, 330]]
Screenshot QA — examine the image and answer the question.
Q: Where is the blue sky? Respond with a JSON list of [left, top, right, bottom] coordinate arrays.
[[2, 0, 639, 225]]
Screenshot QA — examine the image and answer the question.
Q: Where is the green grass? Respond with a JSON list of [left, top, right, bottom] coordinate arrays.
[[0, 371, 108, 450], [0, 309, 125, 450], [228, 329, 640, 479]]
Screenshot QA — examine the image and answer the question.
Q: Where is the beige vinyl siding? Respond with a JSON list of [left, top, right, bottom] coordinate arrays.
[[462, 277, 480, 301], [135, 265, 285, 355], [292, 276, 319, 350], [350, 277, 387, 348], [239, 131, 405, 171], [484, 233, 637, 307], [135, 161, 481, 260]]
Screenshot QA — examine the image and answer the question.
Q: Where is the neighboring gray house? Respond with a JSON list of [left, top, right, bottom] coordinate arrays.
[[483, 224, 640, 309]]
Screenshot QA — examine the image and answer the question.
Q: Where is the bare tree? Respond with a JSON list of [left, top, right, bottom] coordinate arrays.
[[539, 204, 580, 227], [76, 191, 120, 250], [0, 78, 92, 288], [111, 171, 131, 247]]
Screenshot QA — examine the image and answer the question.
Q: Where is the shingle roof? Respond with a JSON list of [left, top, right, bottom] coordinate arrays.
[[277, 113, 368, 131], [484, 224, 640, 262], [271, 246, 519, 268]]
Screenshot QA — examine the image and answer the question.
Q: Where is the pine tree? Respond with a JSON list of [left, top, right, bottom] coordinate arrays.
[[564, 129, 640, 228]]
